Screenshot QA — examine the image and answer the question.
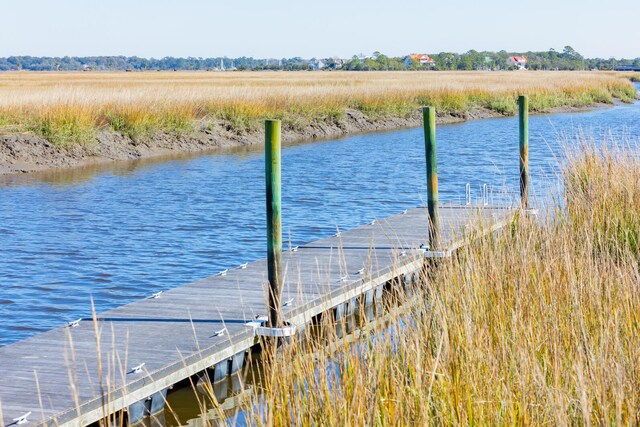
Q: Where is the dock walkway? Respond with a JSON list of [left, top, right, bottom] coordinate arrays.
[[0, 204, 515, 427]]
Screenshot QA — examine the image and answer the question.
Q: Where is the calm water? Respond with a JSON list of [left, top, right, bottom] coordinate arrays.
[[1, 85, 639, 346]]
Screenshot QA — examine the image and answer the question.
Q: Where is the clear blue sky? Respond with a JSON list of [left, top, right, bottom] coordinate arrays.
[[1, 0, 638, 58]]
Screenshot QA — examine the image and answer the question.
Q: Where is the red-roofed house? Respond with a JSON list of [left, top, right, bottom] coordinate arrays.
[[508, 56, 528, 70], [405, 54, 434, 69]]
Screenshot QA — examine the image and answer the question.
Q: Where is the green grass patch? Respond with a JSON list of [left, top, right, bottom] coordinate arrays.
[[562, 87, 612, 107], [210, 105, 261, 133], [434, 92, 470, 113], [484, 95, 517, 115], [349, 99, 415, 118], [29, 110, 96, 147], [528, 92, 566, 112], [106, 108, 195, 141], [160, 111, 195, 136], [609, 84, 637, 102]]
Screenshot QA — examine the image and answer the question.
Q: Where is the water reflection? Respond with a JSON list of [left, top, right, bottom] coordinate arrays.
[[0, 135, 349, 188], [0, 145, 265, 187]]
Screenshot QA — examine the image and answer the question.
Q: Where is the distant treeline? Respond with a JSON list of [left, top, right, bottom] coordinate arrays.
[[1, 47, 638, 71]]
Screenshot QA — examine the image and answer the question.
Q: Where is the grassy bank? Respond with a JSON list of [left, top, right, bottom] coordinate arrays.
[[0, 71, 636, 147], [625, 73, 640, 83], [243, 142, 640, 425]]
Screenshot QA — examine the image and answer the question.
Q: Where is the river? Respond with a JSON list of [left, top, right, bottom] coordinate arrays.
[[0, 84, 639, 347]]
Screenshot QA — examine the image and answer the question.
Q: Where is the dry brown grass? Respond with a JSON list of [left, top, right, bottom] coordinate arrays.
[[246, 141, 640, 426], [0, 71, 635, 146]]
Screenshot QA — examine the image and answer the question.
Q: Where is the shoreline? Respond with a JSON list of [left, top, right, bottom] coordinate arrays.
[[0, 103, 615, 177]]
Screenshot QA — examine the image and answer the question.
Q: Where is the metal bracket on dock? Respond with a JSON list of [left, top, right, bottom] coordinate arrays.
[[420, 243, 452, 258], [245, 315, 268, 328], [254, 324, 297, 337], [422, 248, 453, 258], [482, 184, 490, 206], [245, 316, 297, 338]]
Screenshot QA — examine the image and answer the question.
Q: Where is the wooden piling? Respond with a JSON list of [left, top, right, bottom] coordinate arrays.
[[423, 107, 439, 249], [265, 119, 283, 328], [518, 95, 529, 209]]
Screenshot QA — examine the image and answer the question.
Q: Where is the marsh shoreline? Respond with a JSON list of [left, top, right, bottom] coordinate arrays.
[[0, 103, 612, 176]]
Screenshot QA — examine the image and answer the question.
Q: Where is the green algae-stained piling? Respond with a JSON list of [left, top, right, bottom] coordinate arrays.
[[265, 119, 283, 329], [519, 95, 529, 209], [423, 106, 439, 249]]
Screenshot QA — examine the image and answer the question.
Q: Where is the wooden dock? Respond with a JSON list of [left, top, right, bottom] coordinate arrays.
[[0, 203, 515, 427]]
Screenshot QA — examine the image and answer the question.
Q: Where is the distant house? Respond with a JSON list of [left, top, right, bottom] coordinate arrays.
[[508, 56, 528, 70], [329, 57, 346, 70], [309, 58, 326, 70], [405, 53, 434, 69]]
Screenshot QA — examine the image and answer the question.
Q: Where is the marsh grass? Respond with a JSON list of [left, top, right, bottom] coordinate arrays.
[[20, 140, 640, 427], [244, 142, 640, 426], [564, 143, 640, 258], [105, 105, 195, 141], [625, 74, 640, 83], [63, 141, 638, 426], [10, 133, 640, 427], [27, 106, 97, 147], [0, 71, 635, 147]]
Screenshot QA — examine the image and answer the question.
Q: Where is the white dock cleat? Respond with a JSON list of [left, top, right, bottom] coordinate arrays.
[[129, 363, 145, 374], [67, 318, 81, 328], [283, 298, 294, 307], [12, 412, 31, 425]]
